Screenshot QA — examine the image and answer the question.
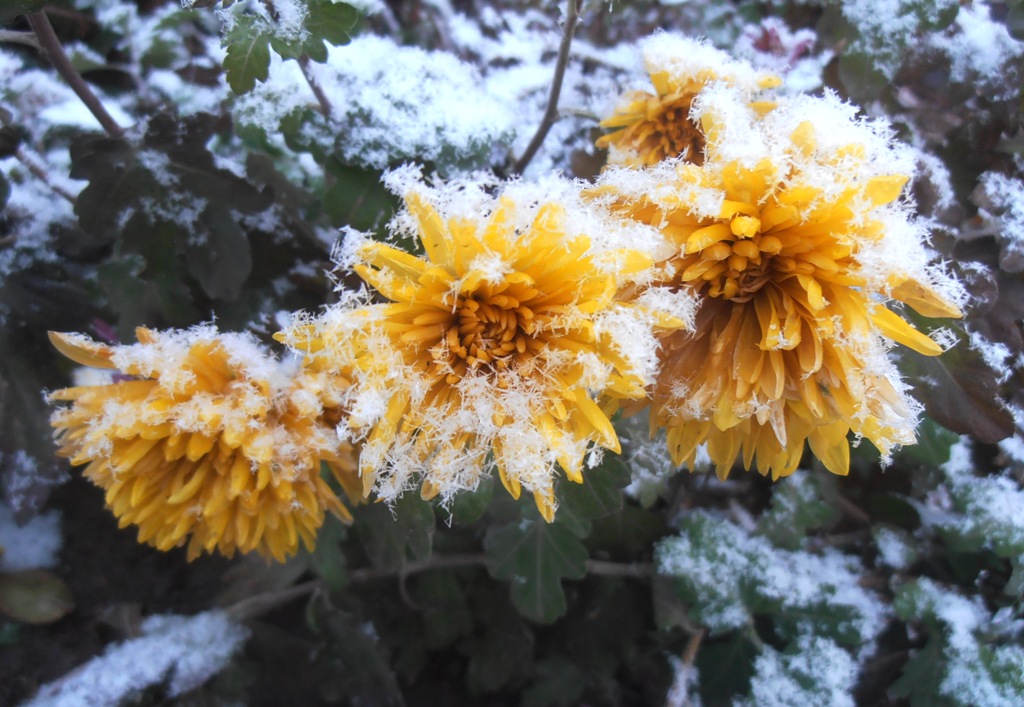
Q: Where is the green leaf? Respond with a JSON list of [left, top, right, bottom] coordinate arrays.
[[462, 603, 533, 695], [899, 417, 959, 469], [0, 0, 44, 24], [184, 203, 253, 300], [223, 16, 272, 94], [867, 493, 922, 530], [891, 636, 952, 706], [0, 125, 21, 159], [696, 632, 758, 704], [652, 575, 697, 632], [323, 161, 398, 233], [484, 519, 588, 623], [1009, 4, 1024, 41], [0, 570, 74, 624], [355, 494, 435, 571], [412, 571, 473, 649], [0, 170, 9, 211], [521, 656, 586, 707], [554, 455, 630, 537], [95, 250, 200, 336], [756, 473, 838, 550], [450, 475, 494, 525], [316, 608, 404, 706], [903, 325, 1014, 444], [309, 512, 348, 592], [302, 0, 358, 62]]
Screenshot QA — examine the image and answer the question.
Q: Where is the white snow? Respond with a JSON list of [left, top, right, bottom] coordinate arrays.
[[930, 3, 1024, 86], [0, 505, 61, 571], [25, 611, 249, 705], [739, 634, 857, 707]]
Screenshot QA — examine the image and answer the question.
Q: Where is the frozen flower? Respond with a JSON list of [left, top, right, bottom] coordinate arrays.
[[592, 88, 962, 480], [48, 327, 358, 562], [277, 174, 688, 521], [597, 34, 780, 168]]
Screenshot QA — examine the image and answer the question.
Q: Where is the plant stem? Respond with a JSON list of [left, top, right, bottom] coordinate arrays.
[[258, 0, 333, 119], [509, 0, 581, 176], [27, 11, 124, 138], [226, 552, 655, 620], [0, 30, 41, 50], [298, 55, 334, 118], [15, 147, 78, 204]]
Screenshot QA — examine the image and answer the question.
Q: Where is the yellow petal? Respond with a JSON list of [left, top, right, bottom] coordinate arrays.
[[865, 175, 908, 207], [871, 306, 944, 356], [48, 331, 116, 369], [890, 278, 962, 319]]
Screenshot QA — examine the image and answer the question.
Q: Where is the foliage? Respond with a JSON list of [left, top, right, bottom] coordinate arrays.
[[2, 1, 1024, 705]]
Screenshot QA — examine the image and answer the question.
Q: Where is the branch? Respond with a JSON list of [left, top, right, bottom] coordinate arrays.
[[27, 11, 124, 138], [0, 30, 41, 50], [226, 552, 655, 620], [15, 147, 78, 204], [509, 0, 581, 176], [298, 55, 334, 118]]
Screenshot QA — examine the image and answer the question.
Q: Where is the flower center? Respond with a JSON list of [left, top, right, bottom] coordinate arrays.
[[431, 292, 539, 384], [629, 94, 705, 165], [681, 215, 783, 302]]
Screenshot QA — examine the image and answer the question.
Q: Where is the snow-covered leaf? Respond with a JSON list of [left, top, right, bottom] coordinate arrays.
[[223, 15, 272, 95]]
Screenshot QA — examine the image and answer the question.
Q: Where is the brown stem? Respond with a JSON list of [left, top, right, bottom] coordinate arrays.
[[226, 552, 655, 620], [15, 147, 78, 204], [27, 11, 124, 138], [0, 30, 41, 50], [298, 55, 333, 118], [586, 559, 655, 577], [682, 628, 705, 666], [509, 0, 581, 176]]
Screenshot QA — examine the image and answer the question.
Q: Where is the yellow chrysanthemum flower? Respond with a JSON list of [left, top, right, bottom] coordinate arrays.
[[277, 175, 687, 521], [593, 89, 962, 480], [597, 34, 780, 168], [48, 327, 358, 561]]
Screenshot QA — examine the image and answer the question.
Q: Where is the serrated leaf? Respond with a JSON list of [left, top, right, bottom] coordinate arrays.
[[223, 17, 271, 94], [484, 519, 587, 623], [0, 570, 74, 624], [891, 636, 951, 706], [303, 0, 358, 60], [355, 494, 434, 571]]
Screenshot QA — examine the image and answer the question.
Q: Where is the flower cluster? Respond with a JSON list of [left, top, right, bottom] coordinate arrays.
[[49, 328, 359, 561], [591, 36, 962, 480], [48, 33, 962, 560], [276, 174, 688, 521], [597, 35, 780, 168]]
